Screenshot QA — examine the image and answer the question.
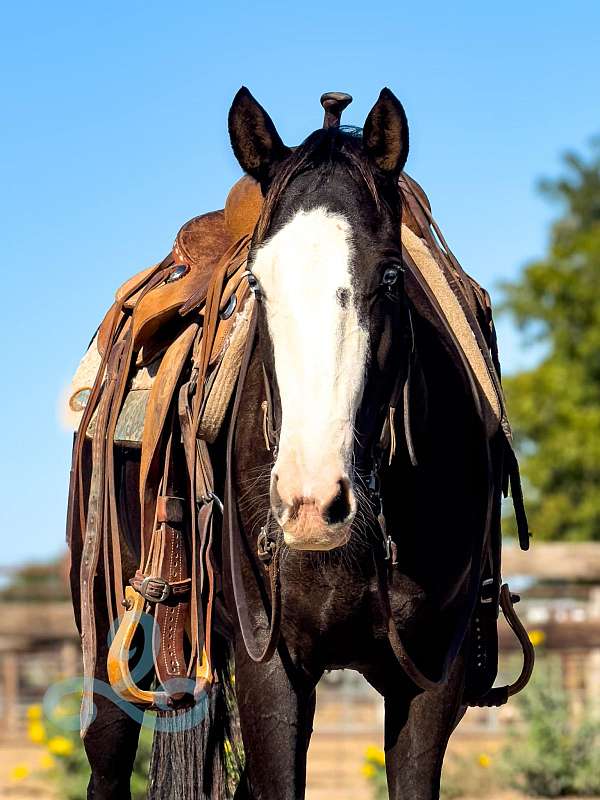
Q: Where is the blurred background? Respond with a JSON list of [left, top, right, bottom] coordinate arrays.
[[1, 1, 599, 797]]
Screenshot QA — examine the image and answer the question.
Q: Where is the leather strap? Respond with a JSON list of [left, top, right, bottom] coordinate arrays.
[[225, 301, 282, 663], [469, 585, 535, 707]]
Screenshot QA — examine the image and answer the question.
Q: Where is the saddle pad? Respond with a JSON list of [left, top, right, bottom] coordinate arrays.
[[401, 224, 502, 437], [66, 296, 253, 448], [67, 337, 160, 447]]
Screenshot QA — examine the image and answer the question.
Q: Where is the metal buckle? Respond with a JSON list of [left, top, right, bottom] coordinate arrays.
[[220, 293, 237, 320], [480, 577, 495, 605], [243, 270, 262, 298], [140, 576, 171, 603], [257, 527, 276, 565], [383, 534, 392, 561], [204, 491, 223, 515], [366, 471, 380, 498]]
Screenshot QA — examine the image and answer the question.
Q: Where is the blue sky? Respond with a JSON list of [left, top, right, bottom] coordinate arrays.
[[1, 1, 599, 567]]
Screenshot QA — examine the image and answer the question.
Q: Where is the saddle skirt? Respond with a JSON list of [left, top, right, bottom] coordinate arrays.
[[66, 172, 530, 735]]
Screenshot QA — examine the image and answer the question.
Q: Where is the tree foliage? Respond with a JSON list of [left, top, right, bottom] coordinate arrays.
[[499, 658, 600, 797], [501, 140, 600, 541], [0, 558, 70, 602]]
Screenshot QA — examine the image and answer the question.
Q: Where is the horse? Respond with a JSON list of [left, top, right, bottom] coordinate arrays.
[[220, 87, 478, 800], [68, 86, 531, 800]]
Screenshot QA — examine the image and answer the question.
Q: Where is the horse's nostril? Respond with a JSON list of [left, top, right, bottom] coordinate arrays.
[[270, 477, 284, 516], [323, 479, 353, 526]]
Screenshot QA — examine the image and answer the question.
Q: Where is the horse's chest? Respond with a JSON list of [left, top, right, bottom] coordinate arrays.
[[278, 564, 385, 664]]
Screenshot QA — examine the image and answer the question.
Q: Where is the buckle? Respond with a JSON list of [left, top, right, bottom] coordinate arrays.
[[200, 492, 224, 515], [480, 577, 495, 605], [139, 576, 171, 603], [366, 471, 380, 498], [243, 270, 262, 298], [383, 534, 392, 561], [257, 527, 276, 565]]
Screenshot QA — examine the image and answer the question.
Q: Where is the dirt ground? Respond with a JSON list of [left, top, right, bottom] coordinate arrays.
[[0, 741, 57, 799], [0, 736, 597, 800]]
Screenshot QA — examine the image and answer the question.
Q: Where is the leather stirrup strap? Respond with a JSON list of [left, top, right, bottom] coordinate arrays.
[[79, 340, 125, 734], [147, 429, 189, 702]]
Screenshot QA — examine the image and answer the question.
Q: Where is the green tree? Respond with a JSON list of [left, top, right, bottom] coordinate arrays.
[[501, 140, 600, 541], [499, 658, 600, 797]]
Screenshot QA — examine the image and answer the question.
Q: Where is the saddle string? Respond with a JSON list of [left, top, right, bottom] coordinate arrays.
[[260, 362, 277, 451]]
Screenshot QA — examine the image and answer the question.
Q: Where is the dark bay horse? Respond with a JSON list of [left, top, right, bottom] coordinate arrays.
[[222, 88, 484, 800], [72, 88, 501, 800]]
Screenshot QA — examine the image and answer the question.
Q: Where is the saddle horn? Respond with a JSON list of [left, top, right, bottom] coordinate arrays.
[[320, 91, 353, 128]]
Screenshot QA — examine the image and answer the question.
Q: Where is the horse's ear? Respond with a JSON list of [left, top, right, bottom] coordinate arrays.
[[363, 88, 409, 178], [228, 87, 291, 188]]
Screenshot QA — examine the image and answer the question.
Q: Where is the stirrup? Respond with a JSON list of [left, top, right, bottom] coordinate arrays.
[[107, 586, 211, 707], [107, 587, 166, 706], [469, 583, 535, 707]]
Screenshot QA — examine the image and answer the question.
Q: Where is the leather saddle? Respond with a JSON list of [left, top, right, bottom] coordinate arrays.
[[69, 178, 258, 730]]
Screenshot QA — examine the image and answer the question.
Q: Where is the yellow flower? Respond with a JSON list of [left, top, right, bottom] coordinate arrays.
[[528, 629, 546, 647], [362, 763, 376, 779], [10, 764, 29, 782], [27, 704, 43, 721], [365, 745, 385, 766], [47, 736, 75, 757], [40, 754, 55, 770], [28, 720, 46, 744], [478, 753, 492, 768]]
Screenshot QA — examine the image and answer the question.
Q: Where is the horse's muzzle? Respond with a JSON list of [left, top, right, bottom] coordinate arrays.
[[271, 476, 356, 551]]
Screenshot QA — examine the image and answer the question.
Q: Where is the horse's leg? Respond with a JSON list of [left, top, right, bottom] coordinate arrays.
[[382, 657, 466, 800], [70, 554, 151, 800], [232, 644, 319, 800], [82, 636, 145, 799]]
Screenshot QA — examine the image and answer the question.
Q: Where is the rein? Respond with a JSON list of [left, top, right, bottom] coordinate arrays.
[[225, 298, 283, 663]]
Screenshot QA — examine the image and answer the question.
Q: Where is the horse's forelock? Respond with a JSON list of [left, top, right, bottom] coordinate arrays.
[[253, 127, 384, 245]]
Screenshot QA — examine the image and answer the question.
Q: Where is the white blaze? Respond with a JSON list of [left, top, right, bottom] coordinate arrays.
[[252, 208, 369, 505]]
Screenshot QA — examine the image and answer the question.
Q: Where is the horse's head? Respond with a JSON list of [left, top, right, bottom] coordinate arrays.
[[229, 87, 409, 551]]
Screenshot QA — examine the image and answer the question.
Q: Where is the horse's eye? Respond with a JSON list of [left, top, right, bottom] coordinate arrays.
[[381, 266, 400, 287]]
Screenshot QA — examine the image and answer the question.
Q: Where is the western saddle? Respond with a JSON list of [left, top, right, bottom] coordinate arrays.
[[67, 97, 533, 736]]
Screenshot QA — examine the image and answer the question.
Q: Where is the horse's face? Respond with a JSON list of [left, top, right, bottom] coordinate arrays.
[[229, 88, 409, 551]]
